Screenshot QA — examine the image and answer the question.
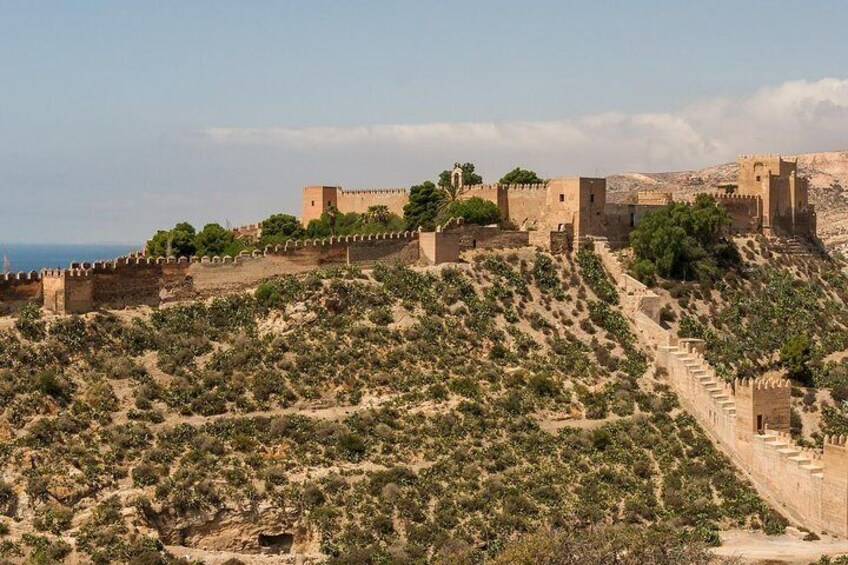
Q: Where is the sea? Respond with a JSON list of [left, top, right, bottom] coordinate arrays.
[[0, 243, 140, 274]]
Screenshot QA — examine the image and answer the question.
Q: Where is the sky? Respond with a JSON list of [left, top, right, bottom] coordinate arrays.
[[2, 1, 848, 244]]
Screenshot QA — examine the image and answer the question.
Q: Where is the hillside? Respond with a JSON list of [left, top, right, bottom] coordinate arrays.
[[0, 248, 786, 564], [607, 151, 848, 253]]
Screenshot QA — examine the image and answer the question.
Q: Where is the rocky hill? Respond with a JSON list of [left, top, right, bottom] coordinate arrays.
[[0, 248, 786, 564], [607, 151, 848, 253]]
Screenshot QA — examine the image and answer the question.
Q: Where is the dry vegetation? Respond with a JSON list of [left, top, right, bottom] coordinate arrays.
[[0, 249, 787, 564]]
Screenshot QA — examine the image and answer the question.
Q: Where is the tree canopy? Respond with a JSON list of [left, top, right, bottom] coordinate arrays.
[[628, 194, 738, 281], [438, 197, 501, 226], [260, 213, 304, 243], [194, 223, 236, 257], [499, 167, 545, 185], [403, 181, 443, 231], [145, 222, 197, 258], [438, 162, 482, 188], [306, 208, 404, 238]]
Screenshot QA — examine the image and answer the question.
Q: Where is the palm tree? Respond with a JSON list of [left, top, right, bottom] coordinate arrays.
[[326, 205, 338, 236], [364, 205, 391, 225]]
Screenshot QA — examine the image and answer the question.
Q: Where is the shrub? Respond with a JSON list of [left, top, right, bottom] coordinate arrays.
[[14, 303, 45, 341], [781, 334, 813, 385], [438, 197, 501, 226], [631, 259, 657, 287], [628, 194, 737, 280], [577, 248, 619, 304]]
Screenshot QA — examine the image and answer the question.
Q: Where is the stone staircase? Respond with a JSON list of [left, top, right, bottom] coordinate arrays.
[[664, 342, 737, 417], [758, 431, 824, 478], [772, 236, 815, 256]]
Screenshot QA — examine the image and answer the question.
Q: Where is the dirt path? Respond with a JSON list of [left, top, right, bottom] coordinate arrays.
[[167, 544, 320, 564], [713, 529, 848, 564], [151, 394, 398, 432]]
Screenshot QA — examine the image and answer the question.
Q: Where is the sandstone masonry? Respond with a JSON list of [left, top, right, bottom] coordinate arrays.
[[591, 238, 845, 537]]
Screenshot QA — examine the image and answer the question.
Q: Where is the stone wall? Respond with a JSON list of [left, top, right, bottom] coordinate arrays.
[[593, 238, 848, 536], [438, 220, 531, 251], [336, 189, 410, 218], [710, 193, 763, 234], [0, 272, 42, 314], [419, 231, 461, 266], [21, 232, 425, 314]]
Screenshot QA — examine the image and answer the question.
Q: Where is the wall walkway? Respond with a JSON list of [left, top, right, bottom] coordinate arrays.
[[589, 237, 846, 537]]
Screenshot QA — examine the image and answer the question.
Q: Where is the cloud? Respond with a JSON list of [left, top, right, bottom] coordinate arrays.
[[7, 78, 848, 243], [191, 77, 848, 177]]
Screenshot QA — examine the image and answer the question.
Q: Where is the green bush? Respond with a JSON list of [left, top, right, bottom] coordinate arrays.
[[628, 195, 738, 281], [577, 248, 618, 304], [438, 197, 501, 226]]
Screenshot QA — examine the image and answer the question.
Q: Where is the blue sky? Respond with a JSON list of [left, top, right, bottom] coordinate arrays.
[[2, 1, 848, 243]]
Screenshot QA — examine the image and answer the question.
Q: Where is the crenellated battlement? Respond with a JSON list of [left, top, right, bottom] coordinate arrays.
[[707, 191, 762, 202], [42, 268, 91, 279], [339, 187, 409, 195], [734, 376, 792, 390], [435, 217, 466, 233], [825, 434, 848, 448], [465, 182, 548, 192], [1, 271, 41, 281]]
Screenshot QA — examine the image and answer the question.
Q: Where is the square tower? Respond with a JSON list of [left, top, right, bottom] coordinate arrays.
[[302, 186, 341, 224], [737, 155, 811, 236], [545, 177, 606, 241]]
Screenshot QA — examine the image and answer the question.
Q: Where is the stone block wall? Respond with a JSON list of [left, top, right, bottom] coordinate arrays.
[[593, 238, 848, 536], [336, 189, 410, 218], [42, 269, 95, 314], [0, 272, 42, 314], [710, 193, 763, 234], [347, 236, 419, 266], [419, 232, 461, 266], [438, 220, 531, 251]]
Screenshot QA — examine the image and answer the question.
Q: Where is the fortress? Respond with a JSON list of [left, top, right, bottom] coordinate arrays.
[[0, 155, 816, 316], [302, 156, 816, 246], [0, 153, 841, 537]]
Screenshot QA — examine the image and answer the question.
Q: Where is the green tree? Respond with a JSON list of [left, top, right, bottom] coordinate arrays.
[[261, 213, 304, 243], [145, 222, 197, 257], [438, 162, 483, 189], [438, 197, 501, 226], [194, 223, 235, 257], [437, 162, 483, 210], [306, 210, 364, 238], [781, 334, 813, 384], [628, 195, 735, 280], [403, 181, 443, 230], [498, 167, 545, 185]]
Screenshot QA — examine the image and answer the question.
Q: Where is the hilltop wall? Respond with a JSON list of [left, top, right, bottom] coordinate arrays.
[[2, 226, 531, 314], [336, 189, 410, 217], [709, 193, 763, 234], [591, 237, 847, 536], [0, 272, 42, 314]]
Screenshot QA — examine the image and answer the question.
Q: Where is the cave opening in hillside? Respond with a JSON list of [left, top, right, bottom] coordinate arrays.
[[258, 532, 294, 554]]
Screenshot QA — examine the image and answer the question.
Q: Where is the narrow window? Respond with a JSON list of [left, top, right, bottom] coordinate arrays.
[[559, 194, 564, 202], [311, 200, 315, 207], [328, 201, 332, 207], [756, 175, 761, 182], [629, 212, 636, 227], [590, 194, 595, 203], [756, 414, 763, 432]]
